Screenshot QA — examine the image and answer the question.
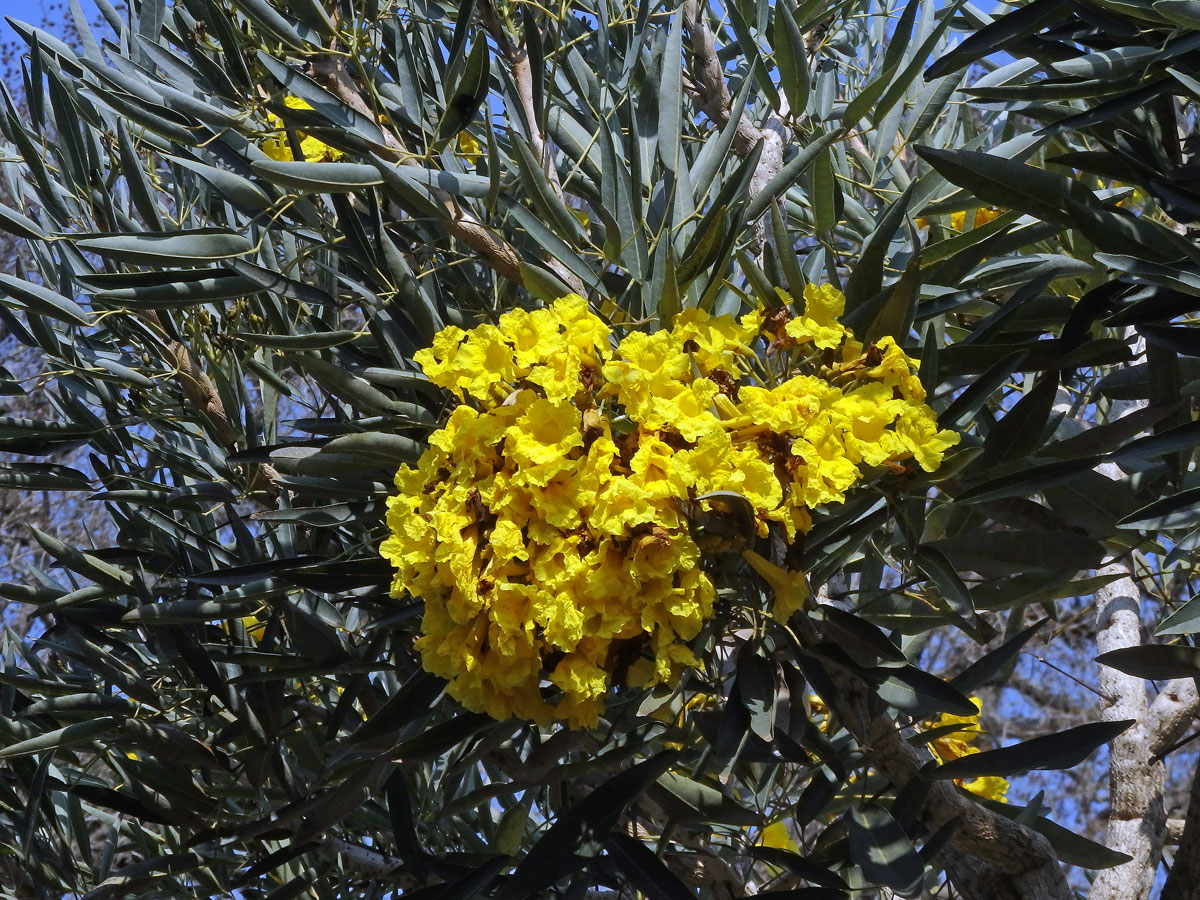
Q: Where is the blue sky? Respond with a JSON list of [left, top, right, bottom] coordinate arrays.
[[0, 0, 105, 44]]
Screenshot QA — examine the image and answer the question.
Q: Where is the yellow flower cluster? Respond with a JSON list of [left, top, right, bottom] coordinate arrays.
[[916, 207, 1002, 232], [260, 96, 343, 163], [928, 699, 1009, 802], [381, 288, 957, 727]]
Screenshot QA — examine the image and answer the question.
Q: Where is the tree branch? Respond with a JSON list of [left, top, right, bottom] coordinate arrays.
[[476, 3, 584, 295], [1163, 759, 1200, 900], [1090, 560, 1167, 900], [790, 611, 1070, 900], [681, 0, 761, 157], [310, 55, 529, 288], [682, 0, 793, 260]]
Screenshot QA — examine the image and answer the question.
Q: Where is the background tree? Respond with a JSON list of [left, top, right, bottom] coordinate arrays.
[[0, 0, 1196, 899]]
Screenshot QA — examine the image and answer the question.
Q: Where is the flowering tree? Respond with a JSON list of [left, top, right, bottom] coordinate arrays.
[[0, 0, 1197, 898]]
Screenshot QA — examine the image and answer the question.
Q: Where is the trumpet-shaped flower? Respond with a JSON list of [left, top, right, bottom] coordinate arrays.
[[384, 286, 957, 728]]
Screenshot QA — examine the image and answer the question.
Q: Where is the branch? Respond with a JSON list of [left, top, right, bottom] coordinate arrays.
[[681, 0, 761, 156], [476, 3, 584, 295], [310, 55, 528, 288], [682, 0, 793, 260], [790, 611, 1070, 900], [318, 836, 418, 886], [1090, 560, 1167, 900], [157, 317, 280, 502], [1162, 760, 1200, 900], [1149, 678, 1200, 758]]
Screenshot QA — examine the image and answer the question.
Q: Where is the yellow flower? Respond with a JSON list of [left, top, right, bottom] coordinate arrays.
[[784, 283, 850, 349], [260, 95, 343, 163], [385, 288, 958, 728], [670, 306, 757, 374], [867, 336, 927, 402], [759, 820, 800, 853], [743, 549, 809, 620], [927, 698, 1009, 803], [917, 208, 1000, 231], [894, 404, 960, 473], [457, 130, 483, 163]]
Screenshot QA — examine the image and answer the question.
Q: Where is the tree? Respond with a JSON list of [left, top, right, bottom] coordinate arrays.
[[0, 0, 1196, 898]]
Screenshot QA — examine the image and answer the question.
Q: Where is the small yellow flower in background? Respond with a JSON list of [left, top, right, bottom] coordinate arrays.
[[260, 95, 344, 163], [927, 697, 1009, 803], [383, 288, 958, 729], [457, 130, 483, 163], [220, 614, 266, 642], [759, 820, 801, 852], [916, 208, 1001, 231]]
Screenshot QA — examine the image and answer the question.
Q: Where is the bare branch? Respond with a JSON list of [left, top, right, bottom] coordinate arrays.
[[1163, 761, 1200, 900], [1091, 560, 1167, 900], [1149, 679, 1200, 758], [681, 0, 760, 156], [476, 3, 584, 295]]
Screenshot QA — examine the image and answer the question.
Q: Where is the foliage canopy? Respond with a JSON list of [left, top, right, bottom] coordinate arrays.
[[0, 0, 1199, 898]]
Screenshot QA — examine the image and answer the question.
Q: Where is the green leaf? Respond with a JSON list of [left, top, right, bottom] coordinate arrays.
[[1117, 487, 1200, 531], [913, 545, 976, 619], [977, 373, 1059, 466], [645, 770, 760, 826], [0, 273, 89, 325], [955, 457, 1101, 504], [658, 9, 683, 172], [774, 1, 810, 114], [500, 753, 678, 898], [974, 795, 1134, 868], [751, 847, 847, 889], [811, 145, 837, 233], [604, 833, 694, 900], [843, 182, 914, 312], [745, 132, 842, 222], [952, 619, 1048, 694], [89, 273, 262, 308], [925, 0, 1069, 79], [75, 230, 255, 264], [249, 160, 384, 191], [934, 720, 1134, 779], [1157, 595, 1200, 635], [435, 39, 490, 142], [879, 665, 978, 718], [257, 52, 387, 145], [822, 607, 906, 664], [737, 651, 777, 741], [928, 530, 1105, 577], [846, 804, 923, 893], [843, 61, 900, 128], [1096, 645, 1200, 679], [1155, 0, 1200, 26], [0, 719, 118, 760], [865, 241, 920, 345]]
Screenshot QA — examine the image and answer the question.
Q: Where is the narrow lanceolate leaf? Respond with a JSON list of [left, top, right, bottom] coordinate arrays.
[[952, 619, 1048, 694], [846, 804, 924, 892], [499, 753, 677, 898], [604, 833, 695, 900], [249, 160, 384, 191], [774, 1, 810, 114], [925, 0, 1070, 79], [1097, 645, 1200, 679], [1158, 594, 1200, 635], [1117, 486, 1200, 530], [0, 719, 118, 759], [75, 230, 255, 264], [0, 273, 89, 325], [933, 720, 1134, 779]]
